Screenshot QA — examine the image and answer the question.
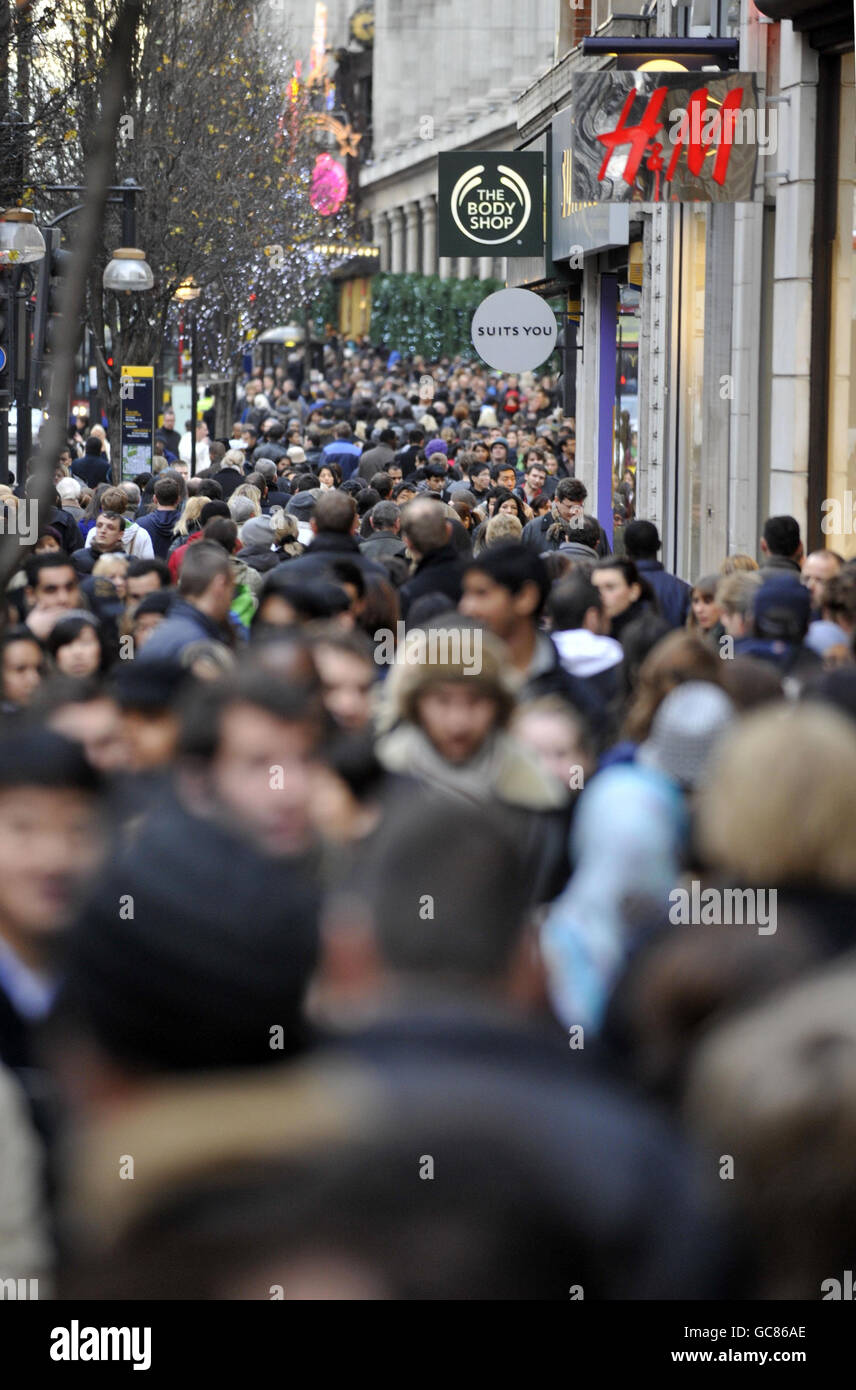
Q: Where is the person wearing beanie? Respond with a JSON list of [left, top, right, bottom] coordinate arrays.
[[734, 574, 821, 689], [238, 514, 279, 575], [424, 439, 448, 462]]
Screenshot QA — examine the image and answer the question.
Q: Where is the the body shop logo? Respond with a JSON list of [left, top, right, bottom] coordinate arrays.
[[450, 163, 531, 245], [438, 151, 544, 256]]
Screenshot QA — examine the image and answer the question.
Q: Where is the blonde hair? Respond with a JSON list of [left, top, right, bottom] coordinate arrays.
[[269, 508, 297, 544], [720, 553, 759, 575], [698, 704, 856, 889], [485, 513, 523, 546], [715, 569, 762, 616], [92, 553, 129, 579], [229, 485, 261, 522], [174, 494, 206, 537]]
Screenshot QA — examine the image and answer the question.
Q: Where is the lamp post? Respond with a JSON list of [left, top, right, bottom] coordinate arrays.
[[43, 181, 154, 476], [174, 277, 201, 474], [0, 208, 46, 485]]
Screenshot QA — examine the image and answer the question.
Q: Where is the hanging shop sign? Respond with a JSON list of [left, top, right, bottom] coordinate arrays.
[[438, 151, 544, 257], [120, 365, 154, 478], [551, 104, 629, 262], [470, 288, 557, 372], [570, 71, 762, 204]]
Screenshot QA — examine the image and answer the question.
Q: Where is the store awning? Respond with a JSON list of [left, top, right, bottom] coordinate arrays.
[[753, 0, 853, 52]]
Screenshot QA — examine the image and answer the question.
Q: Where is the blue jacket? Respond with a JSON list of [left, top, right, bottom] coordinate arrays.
[[137, 599, 227, 662], [320, 440, 362, 481], [634, 559, 691, 629], [136, 508, 179, 560]]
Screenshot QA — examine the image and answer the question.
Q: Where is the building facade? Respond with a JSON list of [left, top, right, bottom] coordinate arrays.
[[514, 0, 854, 573], [359, 0, 558, 280]]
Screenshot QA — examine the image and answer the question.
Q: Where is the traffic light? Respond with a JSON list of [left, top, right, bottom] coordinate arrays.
[[29, 226, 73, 406]]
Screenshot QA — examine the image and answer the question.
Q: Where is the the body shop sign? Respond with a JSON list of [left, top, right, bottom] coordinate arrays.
[[570, 72, 762, 204], [438, 151, 544, 256]]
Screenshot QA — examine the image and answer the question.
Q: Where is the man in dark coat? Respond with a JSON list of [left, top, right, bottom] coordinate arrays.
[[398, 498, 463, 619], [623, 520, 692, 629], [71, 438, 111, 489]]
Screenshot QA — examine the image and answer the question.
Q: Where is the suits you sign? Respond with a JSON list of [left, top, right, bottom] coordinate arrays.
[[470, 288, 557, 373]]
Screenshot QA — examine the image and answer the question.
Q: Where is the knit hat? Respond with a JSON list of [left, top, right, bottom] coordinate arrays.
[[286, 492, 317, 519], [424, 440, 448, 459], [637, 681, 736, 791], [753, 576, 811, 642], [240, 515, 275, 550]]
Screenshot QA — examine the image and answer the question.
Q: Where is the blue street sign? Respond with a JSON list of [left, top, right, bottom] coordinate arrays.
[[0, 347, 7, 374]]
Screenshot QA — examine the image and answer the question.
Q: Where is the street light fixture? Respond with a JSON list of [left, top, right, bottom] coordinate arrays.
[[0, 210, 45, 483], [103, 246, 154, 292], [173, 277, 201, 475], [174, 276, 201, 303], [0, 208, 46, 266]]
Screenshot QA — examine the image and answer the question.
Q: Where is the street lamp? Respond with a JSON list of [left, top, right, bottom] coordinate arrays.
[[0, 210, 45, 483], [103, 246, 154, 292], [0, 208, 46, 265], [173, 277, 201, 475]]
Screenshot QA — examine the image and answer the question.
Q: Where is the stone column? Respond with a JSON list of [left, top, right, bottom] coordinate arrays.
[[404, 201, 421, 274], [421, 195, 437, 276], [438, 258, 453, 282], [478, 256, 495, 281], [389, 207, 405, 274], [372, 210, 390, 273], [457, 256, 473, 280]]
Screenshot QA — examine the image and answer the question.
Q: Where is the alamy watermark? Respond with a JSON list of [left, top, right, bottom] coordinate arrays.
[[0, 498, 38, 545], [668, 881, 777, 935], [374, 623, 483, 675], [666, 104, 777, 154]]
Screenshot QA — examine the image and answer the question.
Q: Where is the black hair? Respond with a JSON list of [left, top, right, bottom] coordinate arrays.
[[465, 543, 551, 618], [487, 487, 528, 526], [763, 515, 801, 558], [46, 613, 112, 674], [549, 575, 603, 631], [126, 558, 172, 586], [592, 556, 656, 606], [24, 551, 79, 590], [329, 558, 366, 599], [0, 726, 100, 792]]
